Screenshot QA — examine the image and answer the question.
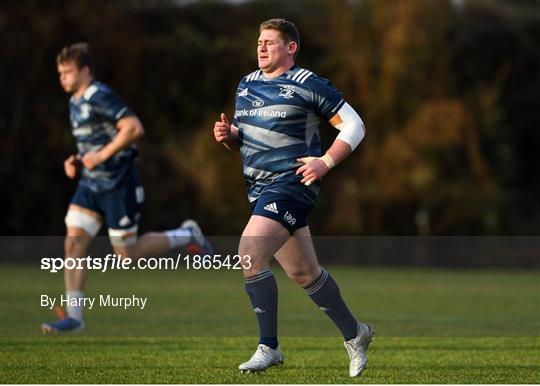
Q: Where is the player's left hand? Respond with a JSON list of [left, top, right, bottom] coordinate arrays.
[[296, 157, 330, 186], [82, 151, 104, 171]]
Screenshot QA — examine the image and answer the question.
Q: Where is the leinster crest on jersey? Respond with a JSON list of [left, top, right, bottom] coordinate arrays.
[[278, 85, 295, 99]]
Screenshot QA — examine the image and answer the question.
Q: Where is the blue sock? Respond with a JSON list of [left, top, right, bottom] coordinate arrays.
[[245, 269, 279, 349], [304, 269, 358, 341]]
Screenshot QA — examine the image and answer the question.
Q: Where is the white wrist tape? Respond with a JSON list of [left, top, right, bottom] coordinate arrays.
[[334, 102, 365, 151], [320, 154, 336, 169]]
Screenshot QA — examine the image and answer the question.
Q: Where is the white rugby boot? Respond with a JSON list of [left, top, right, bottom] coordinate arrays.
[[344, 322, 375, 377], [239, 344, 283, 373]]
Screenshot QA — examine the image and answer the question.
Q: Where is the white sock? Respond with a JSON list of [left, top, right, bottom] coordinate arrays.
[[66, 290, 84, 321], [165, 228, 192, 248]]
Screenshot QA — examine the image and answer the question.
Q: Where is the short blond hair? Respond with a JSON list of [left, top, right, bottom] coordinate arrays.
[[260, 18, 300, 58]]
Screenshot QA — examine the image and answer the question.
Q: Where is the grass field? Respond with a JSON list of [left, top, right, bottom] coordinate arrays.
[[1, 264, 539, 383]]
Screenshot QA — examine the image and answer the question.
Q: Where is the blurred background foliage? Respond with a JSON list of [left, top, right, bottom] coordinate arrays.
[[1, 0, 539, 236]]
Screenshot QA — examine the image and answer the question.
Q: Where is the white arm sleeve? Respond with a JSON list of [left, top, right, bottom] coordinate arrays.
[[334, 102, 365, 151]]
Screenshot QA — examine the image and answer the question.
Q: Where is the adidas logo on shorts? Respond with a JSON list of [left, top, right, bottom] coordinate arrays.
[[263, 202, 279, 214]]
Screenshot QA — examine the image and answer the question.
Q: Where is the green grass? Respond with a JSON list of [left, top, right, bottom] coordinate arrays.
[[1, 265, 539, 383]]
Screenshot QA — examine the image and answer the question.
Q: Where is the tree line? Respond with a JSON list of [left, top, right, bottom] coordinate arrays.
[[1, 0, 538, 236]]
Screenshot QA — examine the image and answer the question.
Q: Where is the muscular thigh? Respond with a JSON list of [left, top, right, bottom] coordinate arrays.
[[274, 226, 321, 286], [239, 215, 290, 276]]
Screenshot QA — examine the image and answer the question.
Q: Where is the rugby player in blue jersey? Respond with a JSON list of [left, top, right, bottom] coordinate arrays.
[[213, 19, 373, 376], [41, 43, 211, 333]]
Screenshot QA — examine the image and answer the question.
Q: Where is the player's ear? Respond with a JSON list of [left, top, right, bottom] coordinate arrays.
[[288, 41, 298, 56], [81, 65, 91, 78]]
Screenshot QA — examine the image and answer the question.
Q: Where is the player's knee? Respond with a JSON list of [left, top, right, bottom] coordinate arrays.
[[239, 251, 268, 277], [64, 237, 75, 256], [243, 264, 268, 278], [238, 252, 265, 277], [287, 268, 320, 287], [64, 235, 86, 256], [112, 244, 136, 261], [287, 270, 309, 287]]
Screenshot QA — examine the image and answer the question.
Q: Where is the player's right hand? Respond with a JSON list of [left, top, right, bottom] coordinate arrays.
[[64, 154, 81, 179], [214, 113, 231, 143]]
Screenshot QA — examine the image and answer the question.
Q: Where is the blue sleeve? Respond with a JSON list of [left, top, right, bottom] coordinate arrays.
[[309, 77, 345, 120], [232, 80, 245, 127], [90, 89, 134, 123]]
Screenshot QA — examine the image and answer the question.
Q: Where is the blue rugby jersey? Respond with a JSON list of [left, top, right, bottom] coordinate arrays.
[[68, 81, 137, 192], [232, 65, 345, 205]]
